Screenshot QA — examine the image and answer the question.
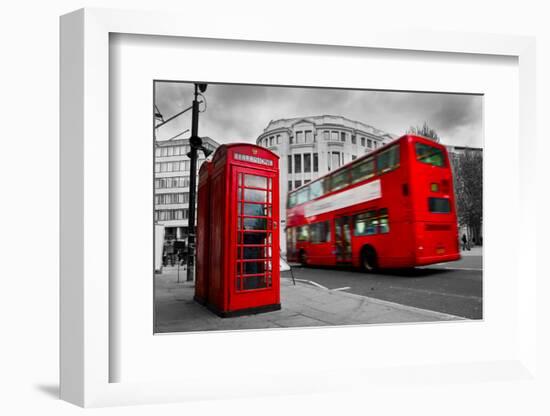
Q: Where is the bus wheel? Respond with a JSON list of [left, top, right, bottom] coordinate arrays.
[[361, 246, 378, 272], [299, 250, 308, 266]]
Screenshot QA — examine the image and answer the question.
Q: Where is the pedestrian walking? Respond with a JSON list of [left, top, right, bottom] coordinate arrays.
[[461, 234, 468, 251]]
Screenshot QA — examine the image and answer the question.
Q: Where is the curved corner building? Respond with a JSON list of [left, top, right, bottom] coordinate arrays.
[[256, 115, 396, 257]]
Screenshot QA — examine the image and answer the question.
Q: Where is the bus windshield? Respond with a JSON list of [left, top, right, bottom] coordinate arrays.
[[415, 142, 445, 167]]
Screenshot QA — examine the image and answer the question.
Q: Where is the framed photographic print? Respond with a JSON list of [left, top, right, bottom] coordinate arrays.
[[60, 8, 537, 408]]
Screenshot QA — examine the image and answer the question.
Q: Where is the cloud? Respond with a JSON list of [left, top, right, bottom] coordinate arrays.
[[154, 82, 483, 147]]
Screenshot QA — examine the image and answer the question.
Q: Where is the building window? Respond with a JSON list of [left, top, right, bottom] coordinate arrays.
[[289, 135, 294, 144], [288, 155, 292, 174], [155, 208, 189, 221], [288, 181, 292, 191], [276, 135, 281, 144], [331, 131, 338, 142], [294, 180, 302, 189], [304, 153, 312, 173], [155, 176, 190, 189], [352, 155, 357, 160], [269, 136, 274, 146], [294, 154, 302, 173], [351, 135, 356, 144], [341, 132, 346, 142], [374, 141, 378, 148], [361, 137, 365, 146], [156, 161, 191, 172], [155, 192, 190, 205], [305, 130, 313, 143], [367, 138, 372, 148], [331, 152, 341, 170], [304, 179, 311, 184], [296, 131, 304, 144], [324, 131, 330, 141], [313, 153, 319, 172]]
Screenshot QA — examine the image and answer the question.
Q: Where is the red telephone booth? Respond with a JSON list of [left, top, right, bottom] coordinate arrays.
[[195, 143, 281, 317], [194, 160, 212, 305]]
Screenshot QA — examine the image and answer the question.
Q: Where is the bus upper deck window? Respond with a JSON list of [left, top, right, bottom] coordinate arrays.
[[296, 186, 309, 205], [377, 145, 400, 173], [351, 158, 375, 183], [309, 180, 324, 200], [415, 142, 445, 167], [288, 193, 297, 208], [331, 168, 350, 191]]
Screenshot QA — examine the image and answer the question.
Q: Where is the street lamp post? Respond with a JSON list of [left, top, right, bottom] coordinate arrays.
[[186, 83, 208, 282]]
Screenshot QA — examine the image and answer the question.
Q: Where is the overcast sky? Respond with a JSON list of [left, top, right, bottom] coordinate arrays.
[[154, 82, 483, 148]]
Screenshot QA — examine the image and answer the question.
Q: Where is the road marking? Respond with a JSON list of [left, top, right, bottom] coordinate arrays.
[[292, 278, 329, 290], [291, 279, 350, 292]]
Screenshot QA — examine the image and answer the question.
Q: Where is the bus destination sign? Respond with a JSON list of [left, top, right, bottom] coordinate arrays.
[[234, 152, 273, 166]]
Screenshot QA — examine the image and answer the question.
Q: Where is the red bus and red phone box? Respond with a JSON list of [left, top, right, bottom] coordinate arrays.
[[286, 134, 460, 270]]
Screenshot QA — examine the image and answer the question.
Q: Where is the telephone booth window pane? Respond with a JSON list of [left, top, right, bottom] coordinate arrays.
[[240, 246, 265, 260], [241, 203, 268, 216], [244, 174, 267, 188], [242, 232, 269, 248], [244, 261, 266, 275], [243, 275, 267, 290], [243, 217, 268, 230], [243, 188, 267, 203]]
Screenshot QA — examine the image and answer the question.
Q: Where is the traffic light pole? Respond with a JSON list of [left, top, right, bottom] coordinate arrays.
[[186, 84, 202, 282]]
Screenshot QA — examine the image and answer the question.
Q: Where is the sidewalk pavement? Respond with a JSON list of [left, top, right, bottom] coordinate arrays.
[[155, 270, 464, 333], [460, 245, 482, 256]]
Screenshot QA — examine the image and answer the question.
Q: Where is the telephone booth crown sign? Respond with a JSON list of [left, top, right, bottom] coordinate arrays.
[[195, 143, 281, 317]]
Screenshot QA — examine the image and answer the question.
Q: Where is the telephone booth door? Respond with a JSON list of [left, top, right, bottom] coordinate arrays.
[[229, 166, 280, 313]]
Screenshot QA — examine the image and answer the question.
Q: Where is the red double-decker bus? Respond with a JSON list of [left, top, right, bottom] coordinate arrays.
[[286, 134, 460, 271]]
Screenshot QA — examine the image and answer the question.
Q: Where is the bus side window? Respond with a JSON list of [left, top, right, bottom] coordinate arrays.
[[287, 192, 297, 208], [377, 144, 400, 173], [331, 167, 351, 191], [354, 210, 378, 236], [378, 209, 389, 233], [297, 225, 309, 241], [310, 221, 331, 243], [351, 157, 375, 183], [296, 186, 310, 205], [309, 179, 324, 200]]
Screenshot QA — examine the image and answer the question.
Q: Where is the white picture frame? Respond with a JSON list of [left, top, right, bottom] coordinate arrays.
[[60, 8, 538, 408]]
